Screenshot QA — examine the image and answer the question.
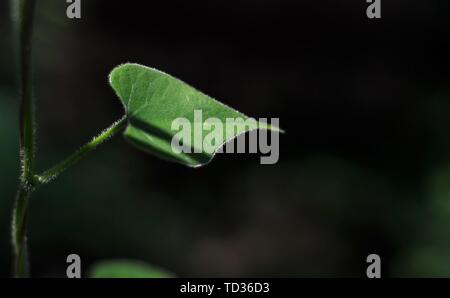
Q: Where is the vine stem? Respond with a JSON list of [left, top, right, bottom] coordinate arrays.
[[11, 0, 127, 277], [12, 186, 31, 277], [35, 116, 127, 185], [12, 0, 36, 278]]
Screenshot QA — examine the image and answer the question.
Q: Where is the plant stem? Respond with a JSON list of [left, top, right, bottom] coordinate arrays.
[[12, 0, 36, 278], [17, 0, 36, 184], [35, 116, 127, 185], [11, 0, 126, 277], [12, 186, 31, 277]]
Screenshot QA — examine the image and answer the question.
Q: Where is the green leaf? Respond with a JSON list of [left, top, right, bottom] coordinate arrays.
[[109, 63, 280, 167], [89, 260, 175, 278]]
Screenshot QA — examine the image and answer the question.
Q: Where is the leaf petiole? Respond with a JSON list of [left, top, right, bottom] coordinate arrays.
[[35, 116, 127, 185]]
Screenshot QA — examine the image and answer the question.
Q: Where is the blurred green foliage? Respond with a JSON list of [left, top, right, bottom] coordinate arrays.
[[89, 260, 174, 278]]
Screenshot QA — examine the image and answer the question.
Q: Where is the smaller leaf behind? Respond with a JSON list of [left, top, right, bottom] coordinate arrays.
[[89, 260, 175, 278]]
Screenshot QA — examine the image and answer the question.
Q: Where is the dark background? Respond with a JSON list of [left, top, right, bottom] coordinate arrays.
[[1, 0, 450, 277]]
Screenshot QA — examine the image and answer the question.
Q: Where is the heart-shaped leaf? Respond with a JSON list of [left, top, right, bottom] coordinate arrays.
[[109, 63, 280, 167]]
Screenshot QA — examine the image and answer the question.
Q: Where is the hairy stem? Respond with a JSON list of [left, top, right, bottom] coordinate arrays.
[[17, 0, 36, 184], [12, 0, 36, 278], [12, 187, 30, 277], [10, 0, 126, 278], [35, 116, 127, 185]]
